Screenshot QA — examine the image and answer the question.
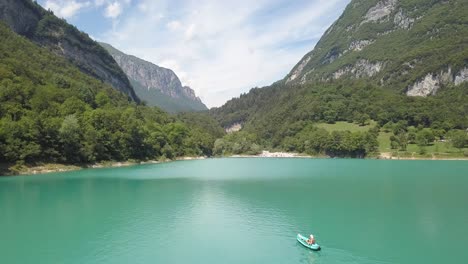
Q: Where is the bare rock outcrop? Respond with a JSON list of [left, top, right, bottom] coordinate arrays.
[[393, 9, 415, 29], [406, 73, 442, 97], [454, 68, 468, 85], [348, 40, 374, 52], [407, 67, 468, 97], [362, 0, 398, 24], [225, 123, 242, 133], [287, 56, 311, 83], [333, 60, 383, 79]]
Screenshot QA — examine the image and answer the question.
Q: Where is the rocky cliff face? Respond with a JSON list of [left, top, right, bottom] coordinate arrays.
[[0, 0, 139, 102], [100, 42, 207, 112], [285, 0, 468, 96], [0, 0, 40, 35]]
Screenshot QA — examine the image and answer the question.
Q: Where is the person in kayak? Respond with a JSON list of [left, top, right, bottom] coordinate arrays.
[[307, 234, 316, 245]]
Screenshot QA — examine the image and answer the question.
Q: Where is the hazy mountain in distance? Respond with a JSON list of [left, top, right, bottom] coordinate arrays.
[[100, 43, 207, 113]]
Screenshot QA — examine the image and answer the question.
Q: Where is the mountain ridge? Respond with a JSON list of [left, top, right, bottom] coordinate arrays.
[[100, 42, 207, 112], [284, 0, 467, 96], [0, 0, 139, 102]]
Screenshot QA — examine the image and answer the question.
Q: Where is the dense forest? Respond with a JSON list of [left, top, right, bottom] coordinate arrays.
[[0, 23, 218, 172]]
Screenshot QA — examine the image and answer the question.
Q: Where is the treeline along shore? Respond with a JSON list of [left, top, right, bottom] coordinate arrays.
[[1, 0, 467, 177]]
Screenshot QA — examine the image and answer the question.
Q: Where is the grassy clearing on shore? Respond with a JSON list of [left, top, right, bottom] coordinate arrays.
[[317, 121, 467, 158], [404, 142, 466, 157], [378, 132, 392, 152], [380, 137, 467, 158], [316, 121, 377, 132]]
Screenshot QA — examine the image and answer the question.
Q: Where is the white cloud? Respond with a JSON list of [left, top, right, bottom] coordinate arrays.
[[104, 2, 122, 18], [94, 0, 106, 7], [43, 0, 131, 20], [100, 0, 351, 107], [184, 23, 196, 40], [45, 0, 91, 19], [167, 20, 182, 31]]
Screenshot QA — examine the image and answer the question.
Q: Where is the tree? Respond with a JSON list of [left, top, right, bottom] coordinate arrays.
[[249, 143, 262, 155], [308, 128, 330, 154], [449, 130, 467, 151], [213, 139, 226, 156], [323, 109, 337, 124], [0, 116, 41, 162], [357, 114, 370, 126], [408, 131, 417, 144], [392, 121, 408, 135], [95, 91, 110, 108], [60, 96, 88, 116], [59, 115, 83, 163], [382, 122, 394, 133], [161, 144, 174, 159], [390, 136, 399, 149], [396, 132, 408, 151], [416, 129, 435, 146], [363, 131, 379, 155]]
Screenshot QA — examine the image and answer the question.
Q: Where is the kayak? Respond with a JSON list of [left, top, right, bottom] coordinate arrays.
[[297, 234, 321, 251]]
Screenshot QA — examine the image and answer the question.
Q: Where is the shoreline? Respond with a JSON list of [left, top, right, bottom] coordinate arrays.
[[377, 152, 468, 161], [230, 151, 314, 158], [1, 151, 467, 177], [231, 151, 468, 160], [1, 156, 207, 177]]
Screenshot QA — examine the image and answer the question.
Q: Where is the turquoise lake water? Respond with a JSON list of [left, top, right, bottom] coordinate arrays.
[[1, 158, 468, 263]]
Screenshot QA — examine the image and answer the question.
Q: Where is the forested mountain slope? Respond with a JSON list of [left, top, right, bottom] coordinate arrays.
[[210, 0, 468, 157], [100, 43, 207, 112], [0, 0, 139, 101], [0, 23, 217, 172]]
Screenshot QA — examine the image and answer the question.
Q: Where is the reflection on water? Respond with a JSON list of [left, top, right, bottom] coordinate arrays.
[[1, 158, 468, 264]]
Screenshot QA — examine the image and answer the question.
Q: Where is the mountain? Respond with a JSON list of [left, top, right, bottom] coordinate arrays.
[[0, 22, 218, 172], [100, 43, 207, 112], [0, 0, 139, 102], [285, 0, 468, 96], [210, 0, 468, 152]]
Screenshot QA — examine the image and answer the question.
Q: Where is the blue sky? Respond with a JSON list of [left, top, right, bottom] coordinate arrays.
[[38, 0, 351, 107]]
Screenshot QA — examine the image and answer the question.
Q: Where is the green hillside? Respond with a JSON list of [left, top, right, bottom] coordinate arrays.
[[0, 23, 219, 173], [210, 0, 468, 158], [211, 80, 467, 156], [0, 0, 139, 101]]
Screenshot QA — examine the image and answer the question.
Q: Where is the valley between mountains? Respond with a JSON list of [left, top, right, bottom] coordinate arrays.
[[0, 0, 467, 175]]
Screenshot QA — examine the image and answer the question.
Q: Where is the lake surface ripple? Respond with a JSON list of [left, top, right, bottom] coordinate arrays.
[[1, 158, 467, 264]]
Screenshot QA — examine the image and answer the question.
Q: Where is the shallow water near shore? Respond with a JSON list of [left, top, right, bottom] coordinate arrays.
[[1, 158, 468, 264]]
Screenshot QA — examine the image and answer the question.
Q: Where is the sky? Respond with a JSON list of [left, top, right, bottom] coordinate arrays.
[[37, 0, 351, 107]]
